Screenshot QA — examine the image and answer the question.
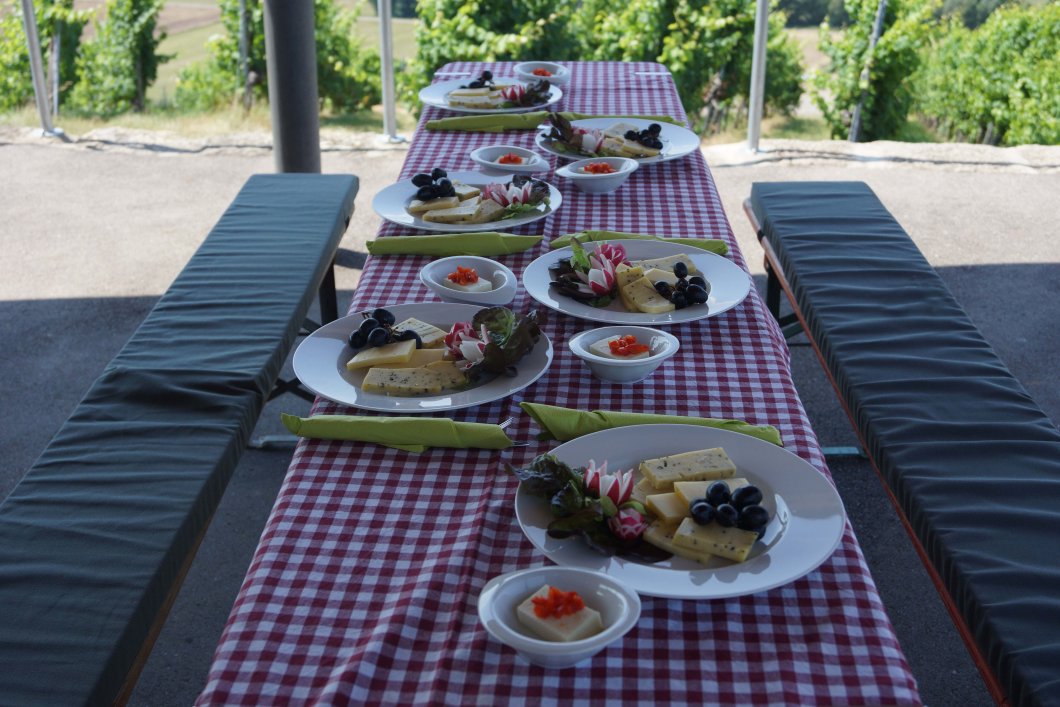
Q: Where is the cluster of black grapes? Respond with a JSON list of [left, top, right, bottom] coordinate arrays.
[[653, 261, 710, 310], [411, 168, 455, 202], [347, 308, 421, 351], [690, 482, 770, 538], [460, 70, 494, 90], [624, 123, 663, 150]]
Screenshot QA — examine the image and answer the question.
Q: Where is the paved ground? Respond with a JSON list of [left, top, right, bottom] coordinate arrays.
[[1, 127, 1057, 706]]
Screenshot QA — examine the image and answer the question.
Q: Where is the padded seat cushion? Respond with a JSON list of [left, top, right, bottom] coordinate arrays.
[[750, 181, 1060, 707], [0, 173, 358, 706]]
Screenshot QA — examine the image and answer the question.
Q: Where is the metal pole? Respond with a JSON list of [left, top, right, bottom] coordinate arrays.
[[238, 0, 249, 106], [849, 0, 888, 142], [746, 0, 769, 152], [377, 0, 404, 143], [48, 29, 59, 115], [262, 0, 321, 173], [19, 0, 59, 136]]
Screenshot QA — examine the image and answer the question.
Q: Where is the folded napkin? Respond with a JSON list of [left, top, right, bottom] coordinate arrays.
[[281, 413, 513, 453], [366, 232, 542, 257], [424, 111, 684, 132], [549, 230, 729, 255], [520, 403, 783, 446]]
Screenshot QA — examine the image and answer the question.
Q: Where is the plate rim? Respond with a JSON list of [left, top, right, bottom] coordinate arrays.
[[514, 424, 848, 599], [521, 239, 751, 325], [292, 301, 554, 413], [419, 78, 563, 115], [534, 117, 699, 164], [371, 170, 563, 234]]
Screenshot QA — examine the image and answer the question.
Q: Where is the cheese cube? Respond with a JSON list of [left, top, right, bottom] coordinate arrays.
[[393, 318, 448, 349], [673, 478, 750, 508], [643, 520, 714, 565], [362, 367, 444, 396], [638, 447, 737, 489], [345, 339, 416, 370], [672, 517, 758, 563], [408, 196, 460, 214], [368, 348, 447, 370], [645, 492, 687, 523], [621, 277, 675, 314], [515, 585, 604, 642]]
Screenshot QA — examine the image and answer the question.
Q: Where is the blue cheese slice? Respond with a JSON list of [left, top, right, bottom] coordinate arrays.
[[362, 367, 444, 396], [393, 317, 448, 349], [638, 447, 737, 489], [672, 517, 758, 562]]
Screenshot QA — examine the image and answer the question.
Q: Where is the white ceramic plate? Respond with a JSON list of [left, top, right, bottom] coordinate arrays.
[[514, 425, 847, 599], [420, 78, 563, 114], [292, 302, 553, 413], [522, 240, 751, 325], [535, 118, 699, 165], [371, 171, 563, 234]]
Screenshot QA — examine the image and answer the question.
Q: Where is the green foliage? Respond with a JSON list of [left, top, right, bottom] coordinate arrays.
[[0, 0, 90, 113], [403, 0, 803, 131], [915, 3, 1060, 145], [70, 0, 167, 115], [175, 0, 381, 112], [813, 0, 936, 140]]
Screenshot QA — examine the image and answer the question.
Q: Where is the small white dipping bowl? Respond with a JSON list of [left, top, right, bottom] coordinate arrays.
[[568, 326, 679, 383], [420, 255, 518, 306], [554, 157, 638, 195], [470, 145, 550, 177], [477, 566, 641, 668], [513, 61, 570, 87]]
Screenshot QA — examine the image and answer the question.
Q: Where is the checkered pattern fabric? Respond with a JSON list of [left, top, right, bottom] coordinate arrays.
[[196, 62, 920, 706]]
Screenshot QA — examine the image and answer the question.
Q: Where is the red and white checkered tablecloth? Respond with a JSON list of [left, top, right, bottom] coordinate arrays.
[[197, 62, 921, 706]]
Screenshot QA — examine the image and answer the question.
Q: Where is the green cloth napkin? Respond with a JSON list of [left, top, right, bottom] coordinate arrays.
[[520, 402, 783, 446], [424, 111, 684, 132], [281, 413, 514, 453], [549, 230, 729, 256], [366, 232, 542, 257]]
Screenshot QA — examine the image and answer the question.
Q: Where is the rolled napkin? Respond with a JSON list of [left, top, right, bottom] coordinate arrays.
[[549, 230, 729, 255], [424, 111, 684, 132], [281, 413, 514, 453], [520, 402, 783, 446], [366, 232, 542, 257]]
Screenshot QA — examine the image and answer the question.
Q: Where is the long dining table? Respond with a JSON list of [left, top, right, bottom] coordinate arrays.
[[196, 61, 922, 705]]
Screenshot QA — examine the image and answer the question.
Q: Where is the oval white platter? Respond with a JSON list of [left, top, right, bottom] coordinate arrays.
[[522, 239, 751, 325], [372, 171, 562, 234], [535, 117, 700, 165], [293, 302, 553, 413], [514, 424, 847, 599], [420, 78, 562, 114]]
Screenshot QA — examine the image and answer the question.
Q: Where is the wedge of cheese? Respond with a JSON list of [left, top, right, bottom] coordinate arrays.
[[471, 198, 505, 224], [393, 317, 448, 349], [452, 181, 481, 201], [424, 360, 467, 388], [629, 254, 698, 275], [422, 199, 482, 223], [362, 366, 445, 396], [643, 520, 714, 565], [673, 517, 758, 563], [368, 348, 447, 370], [638, 447, 737, 489], [621, 277, 675, 314], [674, 478, 750, 509], [630, 476, 660, 505], [346, 339, 417, 370], [645, 492, 687, 524], [408, 196, 460, 215]]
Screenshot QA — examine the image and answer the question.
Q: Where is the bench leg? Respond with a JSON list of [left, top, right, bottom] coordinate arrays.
[[319, 259, 338, 324], [765, 258, 782, 318]]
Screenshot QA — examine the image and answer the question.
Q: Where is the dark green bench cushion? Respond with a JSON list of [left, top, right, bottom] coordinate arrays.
[[0, 173, 358, 706], [750, 181, 1060, 707]]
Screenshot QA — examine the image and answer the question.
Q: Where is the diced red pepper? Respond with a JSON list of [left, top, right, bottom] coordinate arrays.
[[447, 266, 480, 285], [532, 68, 553, 77], [497, 153, 524, 165], [609, 335, 650, 356], [584, 162, 617, 175], [532, 586, 586, 618]]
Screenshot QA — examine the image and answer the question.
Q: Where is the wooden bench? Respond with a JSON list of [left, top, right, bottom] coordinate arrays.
[[0, 173, 358, 706], [745, 181, 1060, 707]]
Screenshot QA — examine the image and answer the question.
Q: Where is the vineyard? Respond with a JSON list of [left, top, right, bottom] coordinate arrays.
[[0, 0, 1057, 145]]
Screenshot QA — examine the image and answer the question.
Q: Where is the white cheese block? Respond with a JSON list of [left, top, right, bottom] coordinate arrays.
[[672, 517, 758, 563], [393, 318, 448, 349], [588, 335, 651, 360], [345, 339, 417, 370], [408, 196, 460, 215], [515, 585, 604, 642], [422, 199, 482, 223], [638, 447, 737, 489], [621, 277, 675, 314], [643, 520, 714, 565], [441, 276, 493, 293], [361, 366, 444, 396]]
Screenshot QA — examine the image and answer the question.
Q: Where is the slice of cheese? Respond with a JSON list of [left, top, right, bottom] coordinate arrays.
[[470, 198, 506, 224], [620, 139, 660, 158], [515, 585, 604, 642], [408, 196, 460, 215], [452, 181, 481, 201], [629, 254, 699, 275], [604, 122, 641, 138], [345, 339, 417, 370], [424, 360, 467, 388], [362, 367, 444, 396], [674, 478, 750, 509], [422, 199, 482, 223], [614, 264, 644, 311], [672, 517, 758, 563], [630, 476, 662, 505], [393, 318, 448, 349], [643, 520, 714, 565], [448, 87, 490, 97], [621, 277, 675, 314], [645, 492, 687, 524], [368, 348, 447, 370], [638, 447, 737, 489], [644, 267, 679, 286]]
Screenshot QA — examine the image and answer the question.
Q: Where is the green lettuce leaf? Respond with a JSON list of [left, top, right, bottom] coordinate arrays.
[[472, 307, 542, 376]]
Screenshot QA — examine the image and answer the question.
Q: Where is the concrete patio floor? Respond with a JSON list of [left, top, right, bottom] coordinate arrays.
[[1, 127, 1058, 706]]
